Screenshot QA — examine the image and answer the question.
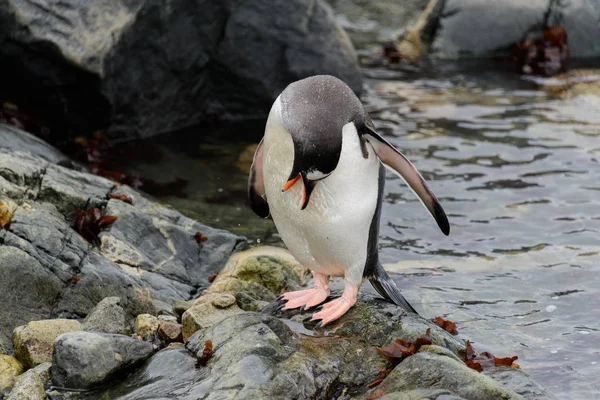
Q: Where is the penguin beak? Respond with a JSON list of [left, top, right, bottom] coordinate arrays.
[[283, 172, 316, 210], [283, 173, 301, 191]]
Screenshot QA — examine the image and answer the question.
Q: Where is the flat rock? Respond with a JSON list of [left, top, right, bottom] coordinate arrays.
[[83, 297, 126, 335], [52, 331, 156, 389], [12, 319, 82, 368], [0, 0, 361, 140]]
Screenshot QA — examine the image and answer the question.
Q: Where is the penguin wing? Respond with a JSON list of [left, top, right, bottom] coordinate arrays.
[[248, 138, 270, 218], [364, 128, 450, 236]]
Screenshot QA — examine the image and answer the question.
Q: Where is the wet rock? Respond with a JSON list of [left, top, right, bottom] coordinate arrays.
[[205, 246, 309, 302], [0, 355, 24, 396], [52, 331, 156, 389], [547, 0, 600, 58], [0, 127, 243, 351], [53, 239, 553, 400], [5, 369, 45, 400], [181, 294, 244, 341], [83, 297, 126, 334], [134, 314, 160, 341], [363, 352, 525, 400], [422, 0, 600, 58], [12, 319, 82, 368], [157, 322, 183, 344], [326, 0, 430, 50], [0, 0, 361, 140]]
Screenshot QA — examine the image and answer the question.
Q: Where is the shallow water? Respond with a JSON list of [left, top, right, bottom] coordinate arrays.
[[118, 61, 600, 399]]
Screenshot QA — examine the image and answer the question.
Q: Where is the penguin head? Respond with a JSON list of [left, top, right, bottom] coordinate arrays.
[[278, 75, 368, 209]]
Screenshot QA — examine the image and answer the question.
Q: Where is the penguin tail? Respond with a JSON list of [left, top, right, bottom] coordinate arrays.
[[368, 262, 419, 315]]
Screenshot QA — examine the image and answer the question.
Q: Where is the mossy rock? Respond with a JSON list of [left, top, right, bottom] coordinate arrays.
[[206, 246, 309, 302]]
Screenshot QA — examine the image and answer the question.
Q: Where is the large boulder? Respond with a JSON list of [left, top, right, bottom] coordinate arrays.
[[0, 0, 361, 140], [325, 0, 430, 50], [429, 0, 600, 58], [0, 124, 244, 352]]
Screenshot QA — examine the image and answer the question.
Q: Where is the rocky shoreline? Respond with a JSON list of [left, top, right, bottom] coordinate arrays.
[[0, 124, 555, 399]]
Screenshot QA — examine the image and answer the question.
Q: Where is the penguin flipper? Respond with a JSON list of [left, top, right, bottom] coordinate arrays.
[[368, 262, 418, 315], [364, 127, 450, 236], [248, 138, 270, 218]]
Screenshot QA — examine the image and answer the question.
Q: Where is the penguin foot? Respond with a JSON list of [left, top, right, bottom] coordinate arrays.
[[281, 286, 330, 311], [281, 272, 330, 311], [311, 282, 358, 327]]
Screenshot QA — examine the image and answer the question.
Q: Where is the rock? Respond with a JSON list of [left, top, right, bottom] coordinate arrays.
[[134, 315, 160, 341], [547, 0, 600, 58], [0, 355, 24, 396], [83, 297, 126, 334], [28, 363, 52, 388], [96, 304, 549, 400], [235, 292, 269, 312], [157, 315, 178, 323], [326, 0, 430, 50], [68, 281, 551, 399], [181, 294, 244, 342], [172, 300, 195, 317], [0, 124, 72, 165], [0, 127, 243, 351], [12, 319, 82, 368], [0, 0, 361, 140], [5, 369, 45, 400], [52, 331, 156, 389], [157, 322, 183, 344], [205, 246, 309, 302], [431, 0, 550, 58], [429, 0, 600, 58], [363, 352, 524, 400]]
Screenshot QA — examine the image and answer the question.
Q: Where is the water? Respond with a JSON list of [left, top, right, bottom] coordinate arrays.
[[115, 60, 600, 399]]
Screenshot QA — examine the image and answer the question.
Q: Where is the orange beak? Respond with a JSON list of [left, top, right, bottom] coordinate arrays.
[[282, 173, 301, 191]]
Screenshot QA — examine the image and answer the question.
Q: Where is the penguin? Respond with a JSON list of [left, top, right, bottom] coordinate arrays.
[[248, 75, 449, 326]]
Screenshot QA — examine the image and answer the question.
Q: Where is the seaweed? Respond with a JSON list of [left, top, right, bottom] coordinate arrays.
[[433, 316, 458, 335], [74, 208, 118, 243]]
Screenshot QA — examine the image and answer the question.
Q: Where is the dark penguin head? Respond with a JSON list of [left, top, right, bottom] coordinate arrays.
[[279, 75, 368, 209]]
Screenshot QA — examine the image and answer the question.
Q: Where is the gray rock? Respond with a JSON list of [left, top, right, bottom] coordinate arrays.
[[52, 331, 156, 389], [326, 0, 430, 50], [365, 352, 525, 400], [429, 0, 600, 58], [0, 126, 243, 352], [87, 294, 552, 400], [83, 297, 127, 334], [5, 369, 45, 400], [547, 0, 600, 58], [431, 0, 551, 58], [0, 0, 361, 140], [0, 124, 72, 165], [0, 247, 62, 354]]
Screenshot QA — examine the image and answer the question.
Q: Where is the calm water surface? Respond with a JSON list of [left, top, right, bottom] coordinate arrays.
[[121, 61, 600, 399]]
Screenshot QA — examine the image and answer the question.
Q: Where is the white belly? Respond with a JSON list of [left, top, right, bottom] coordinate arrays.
[[262, 103, 380, 285]]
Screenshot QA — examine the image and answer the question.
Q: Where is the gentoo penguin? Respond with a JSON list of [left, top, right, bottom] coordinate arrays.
[[248, 75, 449, 326]]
